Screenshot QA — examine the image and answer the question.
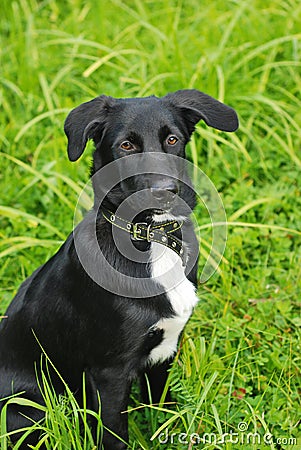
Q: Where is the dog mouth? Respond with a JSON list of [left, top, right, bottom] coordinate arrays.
[[150, 202, 175, 214], [151, 208, 167, 214]]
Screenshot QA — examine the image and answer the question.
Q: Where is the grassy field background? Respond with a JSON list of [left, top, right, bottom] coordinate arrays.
[[1, 0, 301, 448]]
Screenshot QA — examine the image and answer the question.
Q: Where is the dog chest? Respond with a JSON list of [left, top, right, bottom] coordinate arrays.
[[147, 243, 198, 365]]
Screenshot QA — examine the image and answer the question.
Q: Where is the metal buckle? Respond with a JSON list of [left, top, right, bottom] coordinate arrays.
[[146, 224, 153, 242], [132, 222, 147, 241]]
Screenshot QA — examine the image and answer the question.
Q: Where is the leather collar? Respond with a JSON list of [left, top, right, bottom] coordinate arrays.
[[101, 207, 185, 263]]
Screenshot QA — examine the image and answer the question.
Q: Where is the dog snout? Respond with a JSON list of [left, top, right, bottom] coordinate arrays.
[[150, 189, 174, 207], [150, 180, 179, 205]]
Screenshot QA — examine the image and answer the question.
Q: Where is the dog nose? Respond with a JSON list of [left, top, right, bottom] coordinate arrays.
[[150, 182, 178, 203]]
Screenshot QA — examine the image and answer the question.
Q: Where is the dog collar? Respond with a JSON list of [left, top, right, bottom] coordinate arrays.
[[101, 207, 185, 262]]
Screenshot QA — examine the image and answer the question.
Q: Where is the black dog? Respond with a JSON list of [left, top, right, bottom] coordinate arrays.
[[0, 89, 238, 449]]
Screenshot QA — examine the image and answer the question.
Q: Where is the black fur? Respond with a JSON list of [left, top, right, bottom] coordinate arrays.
[[0, 89, 238, 449]]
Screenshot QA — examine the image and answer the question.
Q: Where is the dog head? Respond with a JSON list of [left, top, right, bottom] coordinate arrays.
[[64, 89, 238, 217]]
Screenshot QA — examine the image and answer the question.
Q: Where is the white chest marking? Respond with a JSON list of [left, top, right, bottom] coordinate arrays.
[[148, 243, 199, 365]]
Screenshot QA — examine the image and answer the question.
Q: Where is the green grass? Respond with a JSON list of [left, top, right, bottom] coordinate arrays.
[[1, 0, 301, 448], [0, 358, 103, 450]]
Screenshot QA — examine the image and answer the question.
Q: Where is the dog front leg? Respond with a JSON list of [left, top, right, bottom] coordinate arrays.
[[141, 359, 173, 405], [87, 367, 131, 450]]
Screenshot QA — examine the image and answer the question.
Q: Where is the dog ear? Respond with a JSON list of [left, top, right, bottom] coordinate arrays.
[[64, 95, 113, 162], [163, 89, 238, 134]]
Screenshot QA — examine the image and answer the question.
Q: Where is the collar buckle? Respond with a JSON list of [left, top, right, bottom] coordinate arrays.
[[132, 222, 147, 241], [146, 224, 154, 242]]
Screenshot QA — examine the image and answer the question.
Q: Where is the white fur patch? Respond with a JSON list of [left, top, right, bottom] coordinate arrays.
[[147, 242, 199, 365]]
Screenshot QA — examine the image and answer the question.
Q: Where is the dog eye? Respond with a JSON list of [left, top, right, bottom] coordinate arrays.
[[120, 141, 134, 151], [167, 135, 178, 146]]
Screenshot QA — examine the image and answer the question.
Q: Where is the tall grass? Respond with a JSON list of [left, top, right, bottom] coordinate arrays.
[[0, 355, 103, 450], [1, 0, 301, 448]]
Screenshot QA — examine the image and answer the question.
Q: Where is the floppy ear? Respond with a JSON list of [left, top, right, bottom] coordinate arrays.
[[64, 95, 113, 162], [163, 89, 238, 134]]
